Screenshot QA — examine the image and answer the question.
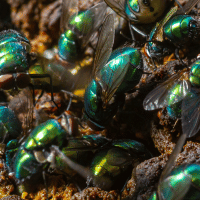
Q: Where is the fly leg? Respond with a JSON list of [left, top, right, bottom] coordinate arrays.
[[28, 83, 36, 106], [30, 74, 59, 109], [42, 170, 49, 200], [34, 86, 45, 106], [174, 48, 186, 66], [130, 24, 148, 38]]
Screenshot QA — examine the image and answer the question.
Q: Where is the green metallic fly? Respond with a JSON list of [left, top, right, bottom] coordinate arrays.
[[51, 138, 152, 191], [83, 13, 143, 130], [30, 0, 107, 94], [143, 59, 200, 138], [144, 0, 200, 64]]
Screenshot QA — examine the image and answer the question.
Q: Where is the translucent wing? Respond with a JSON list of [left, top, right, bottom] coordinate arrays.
[[153, 0, 200, 42], [157, 132, 187, 199], [143, 69, 191, 110], [152, 6, 178, 42], [92, 14, 115, 78], [81, 2, 107, 48], [8, 87, 34, 138], [106, 148, 133, 166], [159, 164, 191, 200], [51, 145, 113, 190], [182, 88, 200, 138], [104, 0, 127, 20], [176, 0, 200, 14], [97, 55, 130, 106], [35, 56, 77, 91], [60, 0, 78, 33]]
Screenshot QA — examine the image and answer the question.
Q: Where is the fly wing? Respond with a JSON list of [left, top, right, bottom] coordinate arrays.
[[154, 0, 200, 42], [104, 0, 127, 20], [143, 70, 191, 110], [153, 6, 178, 42], [60, 0, 78, 33], [8, 87, 34, 138], [176, 0, 200, 14], [97, 55, 130, 106], [157, 88, 200, 198], [36, 55, 77, 91], [106, 148, 133, 166], [92, 14, 115, 78], [182, 88, 200, 138], [51, 145, 113, 190], [81, 2, 107, 48], [157, 132, 187, 199], [159, 163, 191, 200]]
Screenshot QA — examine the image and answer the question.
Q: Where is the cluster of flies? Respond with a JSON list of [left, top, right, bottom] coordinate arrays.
[[1, 0, 200, 199]]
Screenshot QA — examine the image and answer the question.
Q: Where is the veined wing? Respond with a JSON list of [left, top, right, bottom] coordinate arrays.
[[60, 0, 78, 33], [152, 6, 178, 42], [157, 133, 187, 199], [153, 0, 200, 42], [92, 14, 115, 78], [97, 55, 130, 107], [51, 145, 113, 190], [81, 2, 107, 48], [104, 0, 127, 20], [143, 69, 191, 110], [176, 0, 200, 15], [182, 88, 200, 138], [8, 87, 34, 138]]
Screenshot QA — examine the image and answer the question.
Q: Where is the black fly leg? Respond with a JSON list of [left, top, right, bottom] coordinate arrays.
[[30, 74, 59, 109], [130, 24, 148, 38], [42, 170, 49, 200], [28, 83, 36, 106]]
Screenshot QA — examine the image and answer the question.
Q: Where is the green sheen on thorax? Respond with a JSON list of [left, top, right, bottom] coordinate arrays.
[[164, 15, 198, 44], [24, 119, 66, 150], [190, 60, 200, 87], [68, 10, 94, 35]]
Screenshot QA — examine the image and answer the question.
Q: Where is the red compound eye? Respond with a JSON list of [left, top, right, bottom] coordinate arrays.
[[16, 73, 31, 89], [0, 74, 15, 90]]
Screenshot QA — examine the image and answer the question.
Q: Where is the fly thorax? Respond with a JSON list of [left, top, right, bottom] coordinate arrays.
[[68, 11, 94, 37], [58, 30, 79, 62], [189, 60, 200, 87]]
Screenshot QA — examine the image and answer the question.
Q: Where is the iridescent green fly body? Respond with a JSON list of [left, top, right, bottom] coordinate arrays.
[[148, 164, 200, 200], [58, 1, 107, 63], [84, 14, 143, 130]]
